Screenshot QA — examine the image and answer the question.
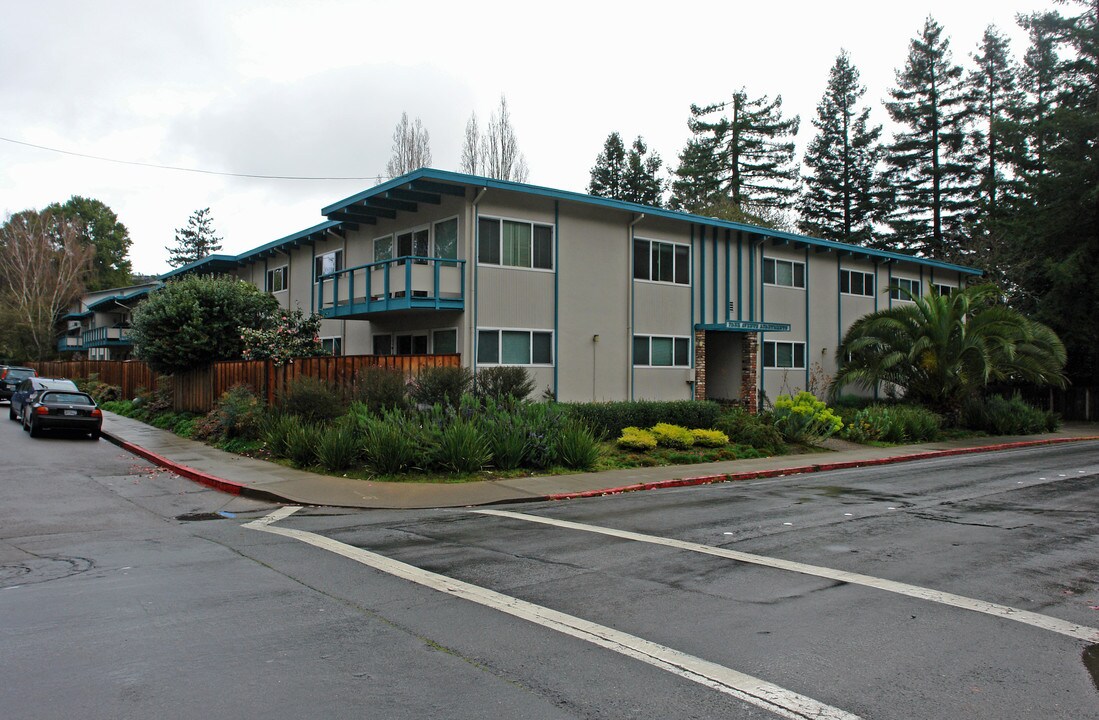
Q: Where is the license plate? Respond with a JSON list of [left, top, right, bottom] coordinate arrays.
[[63, 409, 77, 416]]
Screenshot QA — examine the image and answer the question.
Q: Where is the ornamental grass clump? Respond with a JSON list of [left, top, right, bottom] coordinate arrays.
[[284, 418, 323, 468], [555, 421, 601, 469], [690, 428, 729, 447], [360, 409, 423, 474], [262, 413, 300, 458], [650, 422, 695, 449], [617, 426, 657, 451], [315, 417, 361, 472], [434, 420, 492, 474], [772, 392, 843, 445], [479, 398, 530, 470]]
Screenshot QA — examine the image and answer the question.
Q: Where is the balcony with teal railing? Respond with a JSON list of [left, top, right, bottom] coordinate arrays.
[[316, 256, 465, 319], [82, 326, 131, 348], [57, 335, 83, 352]]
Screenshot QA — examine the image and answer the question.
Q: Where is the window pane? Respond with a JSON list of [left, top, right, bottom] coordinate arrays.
[[397, 233, 412, 257], [434, 220, 457, 260], [633, 239, 650, 280], [775, 261, 793, 286], [653, 242, 674, 282], [794, 262, 805, 288], [533, 225, 553, 269], [851, 272, 863, 295], [674, 245, 689, 284], [633, 336, 649, 366], [373, 335, 392, 355], [477, 330, 499, 364], [411, 334, 428, 355], [840, 270, 850, 294], [413, 229, 430, 258], [777, 343, 793, 368], [433, 329, 457, 354], [763, 258, 776, 285], [651, 337, 673, 366], [375, 236, 393, 262], [502, 221, 532, 267], [396, 335, 412, 355], [532, 332, 552, 364], [794, 343, 805, 368], [333, 250, 344, 273], [763, 341, 775, 368], [478, 218, 500, 264], [501, 330, 530, 364], [674, 337, 689, 366]]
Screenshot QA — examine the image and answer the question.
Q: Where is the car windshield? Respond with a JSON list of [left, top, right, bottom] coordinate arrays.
[[41, 393, 93, 405]]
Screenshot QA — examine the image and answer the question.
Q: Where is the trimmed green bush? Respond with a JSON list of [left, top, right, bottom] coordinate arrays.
[[353, 367, 408, 413], [962, 394, 1059, 435], [617, 426, 657, 451], [772, 392, 843, 444], [475, 366, 536, 402], [277, 375, 346, 424], [566, 400, 722, 440], [409, 366, 473, 408], [650, 423, 695, 449], [690, 428, 729, 447], [713, 407, 784, 453]]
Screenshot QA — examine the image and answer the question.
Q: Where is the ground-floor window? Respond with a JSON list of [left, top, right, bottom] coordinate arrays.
[[477, 328, 553, 366], [432, 328, 457, 354], [320, 336, 342, 356], [633, 335, 690, 367], [763, 341, 806, 369]]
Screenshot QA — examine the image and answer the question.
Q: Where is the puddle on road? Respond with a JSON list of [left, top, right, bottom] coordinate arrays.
[[175, 512, 229, 522], [1085, 645, 1099, 694]]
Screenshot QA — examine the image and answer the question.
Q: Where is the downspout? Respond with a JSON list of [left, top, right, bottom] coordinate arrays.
[[805, 245, 810, 391], [554, 200, 560, 400], [472, 187, 487, 381], [628, 212, 645, 401]]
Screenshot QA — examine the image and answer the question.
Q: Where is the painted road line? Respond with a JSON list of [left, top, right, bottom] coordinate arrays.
[[244, 509, 861, 720], [475, 509, 1099, 644]]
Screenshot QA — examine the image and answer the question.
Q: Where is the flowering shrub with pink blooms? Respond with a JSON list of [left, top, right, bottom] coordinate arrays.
[[241, 307, 327, 366]]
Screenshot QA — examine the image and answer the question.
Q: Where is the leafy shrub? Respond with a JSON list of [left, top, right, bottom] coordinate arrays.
[[353, 367, 408, 413], [409, 366, 472, 408], [514, 401, 570, 469], [277, 375, 346, 424], [475, 367, 536, 402], [714, 407, 785, 453], [134, 375, 174, 415], [566, 400, 722, 440], [240, 307, 326, 366], [556, 421, 601, 469], [80, 373, 122, 403], [433, 420, 492, 474], [650, 423, 695, 449], [891, 405, 942, 442], [962, 394, 1060, 435], [361, 410, 424, 474], [617, 426, 657, 451], [315, 418, 361, 472], [172, 416, 197, 438], [772, 392, 843, 445], [193, 385, 265, 441], [691, 428, 729, 447]]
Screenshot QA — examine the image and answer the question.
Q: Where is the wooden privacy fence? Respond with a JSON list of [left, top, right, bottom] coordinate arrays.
[[172, 354, 461, 412], [26, 359, 159, 400], [27, 354, 461, 413]]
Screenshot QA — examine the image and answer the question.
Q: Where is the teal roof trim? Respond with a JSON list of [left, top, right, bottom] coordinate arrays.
[[323, 168, 982, 277], [86, 286, 155, 311], [235, 220, 343, 263], [159, 254, 239, 280]]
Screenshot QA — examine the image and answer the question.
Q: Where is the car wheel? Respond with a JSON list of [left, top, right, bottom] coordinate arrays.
[[8, 405, 16, 420], [28, 420, 40, 438], [89, 431, 101, 441], [21, 411, 29, 432]]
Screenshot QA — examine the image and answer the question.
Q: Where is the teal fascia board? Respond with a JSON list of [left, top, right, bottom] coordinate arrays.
[[159, 254, 239, 280], [321, 168, 983, 278], [62, 311, 93, 320], [86, 287, 154, 311], [696, 321, 791, 333], [235, 220, 343, 264]]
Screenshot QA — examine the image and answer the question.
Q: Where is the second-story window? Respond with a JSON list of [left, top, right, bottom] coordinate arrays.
[[266, 265, 288, 293], [763, 258, 806, 288], [314, 249, 343, 281], [478, 217, 553, 270], [840, 269, 874, 297], [890, 277, 921, 300], [633, 238, 689, 284]]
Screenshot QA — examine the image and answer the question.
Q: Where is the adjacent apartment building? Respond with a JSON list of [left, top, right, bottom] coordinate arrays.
[[58, 281, 160, 360], [157, 168, 980, 409]]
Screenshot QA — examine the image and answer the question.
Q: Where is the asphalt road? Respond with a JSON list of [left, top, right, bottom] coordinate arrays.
[[2, 413, 1097, 719]]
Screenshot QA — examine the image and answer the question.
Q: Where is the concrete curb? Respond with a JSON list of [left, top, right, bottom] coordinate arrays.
[[103, 428, 1099, 509], [544, 436, 1099, 501]]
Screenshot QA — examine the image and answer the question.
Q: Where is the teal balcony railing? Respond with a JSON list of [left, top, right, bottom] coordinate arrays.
[[317, 256, 465, 319], [57, 336, 83, 352], [82, 326, 131, 348]]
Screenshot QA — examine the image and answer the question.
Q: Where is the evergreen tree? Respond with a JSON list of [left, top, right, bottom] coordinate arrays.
[[45, 196, 133, 290], [166, 208, 223, 268], [588, 132, 627, 198], [797, 51, 886, 246], [1017, 12, 1063, 185], [590, 134, 664, 206], [884, 17, 973, 260], [671, 89, 799, 217]]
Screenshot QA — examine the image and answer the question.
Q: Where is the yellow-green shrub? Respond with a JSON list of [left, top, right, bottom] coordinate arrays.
[[617, 426, 657, 451], [651, 422, 695, 449], [690, 428, 729, 447]]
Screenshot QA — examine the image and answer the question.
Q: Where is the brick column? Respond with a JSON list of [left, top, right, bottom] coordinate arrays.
[[739, 333, 759, 413], [693, 330, 707, 400]]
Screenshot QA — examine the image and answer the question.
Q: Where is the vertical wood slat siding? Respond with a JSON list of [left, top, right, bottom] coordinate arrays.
[[28, 355, 460, 413]]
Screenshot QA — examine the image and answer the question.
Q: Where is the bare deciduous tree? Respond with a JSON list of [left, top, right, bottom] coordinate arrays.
[[385, 112, 432, 178], [482, 96, 529, 182], [459, 112, 481, 175], [0, 210, 95, 360]]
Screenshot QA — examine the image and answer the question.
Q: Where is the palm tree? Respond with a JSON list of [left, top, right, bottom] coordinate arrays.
[[830, 284, 1067, 422]]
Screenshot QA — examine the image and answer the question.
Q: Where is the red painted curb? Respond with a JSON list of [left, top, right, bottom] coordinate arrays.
[[546, 435, 1099, 502]]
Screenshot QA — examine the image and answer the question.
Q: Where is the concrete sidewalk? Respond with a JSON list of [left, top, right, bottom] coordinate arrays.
[[101, 412, 1099, 510]]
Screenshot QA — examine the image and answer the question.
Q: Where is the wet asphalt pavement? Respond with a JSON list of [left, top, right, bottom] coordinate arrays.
[[2, 413, 1097, 719]]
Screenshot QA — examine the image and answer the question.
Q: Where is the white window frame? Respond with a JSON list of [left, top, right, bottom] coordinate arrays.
[[763, 341, 807, 369], [932, 283, 954, 296], [319, 336, 342, 356], [763, 257, 806, 289], [890, 277, 921, 301], [840, 268, 875, 297], [477, 215, 555, 272], [633, 237, 690, 285], [314, 249, 344, 282], [476, 327, 554, 366], [266, 265, 288, 293], [632, 335, 691, 367]]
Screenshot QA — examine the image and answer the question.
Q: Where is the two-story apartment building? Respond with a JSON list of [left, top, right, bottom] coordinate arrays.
[[164, 168, 981, 408], [58, 281, 160, 360]]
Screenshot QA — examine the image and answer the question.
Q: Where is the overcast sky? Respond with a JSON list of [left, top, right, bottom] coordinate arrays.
[[0, 0, 1063, 277]]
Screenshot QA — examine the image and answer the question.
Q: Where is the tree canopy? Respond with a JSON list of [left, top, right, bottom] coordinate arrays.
[[45, 196, 133, 291], [386, 112, 432, 178], [166, 208, 223, 269], [588, 132, 665, 206]]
